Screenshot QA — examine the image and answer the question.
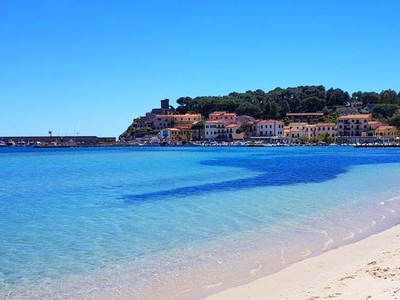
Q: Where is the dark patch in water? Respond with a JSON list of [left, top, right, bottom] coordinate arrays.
[[123, 150, 400, 204]]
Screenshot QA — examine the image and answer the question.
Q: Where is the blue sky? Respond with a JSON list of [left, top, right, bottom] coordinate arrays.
[[1, 0, 399, 137]]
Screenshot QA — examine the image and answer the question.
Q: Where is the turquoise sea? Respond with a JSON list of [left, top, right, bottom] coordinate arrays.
[[1, 146, 400, 299]]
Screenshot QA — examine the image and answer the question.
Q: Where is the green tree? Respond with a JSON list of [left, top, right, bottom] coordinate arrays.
[[360, 92, 379, 105], [351, 91, 362, 101], [176, 97, 193, 114], [389, 114, 400, 129], [236, 122, 254, 139], [379, 89, 398, 104], [326, 88, 350, 106], [372, 104, 399, 119], [191, 120, 205, 140], [237, 102, 262, 118], [300, 96, 326, 112]]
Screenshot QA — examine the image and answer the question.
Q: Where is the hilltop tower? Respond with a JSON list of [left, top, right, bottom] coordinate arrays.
[[160, 99, 169, 110]]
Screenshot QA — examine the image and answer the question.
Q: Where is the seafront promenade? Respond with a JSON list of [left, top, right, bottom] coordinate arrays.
[[2, 138, 400, 148]]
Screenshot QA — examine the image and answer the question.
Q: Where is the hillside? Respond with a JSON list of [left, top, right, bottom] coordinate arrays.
[[121, 86, 400, 138]]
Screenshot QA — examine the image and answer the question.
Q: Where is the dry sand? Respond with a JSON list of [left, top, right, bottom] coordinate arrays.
[[202, 223, 400, 300]]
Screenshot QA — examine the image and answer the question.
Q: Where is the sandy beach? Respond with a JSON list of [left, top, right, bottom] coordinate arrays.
[[202, 223, 400, 300]]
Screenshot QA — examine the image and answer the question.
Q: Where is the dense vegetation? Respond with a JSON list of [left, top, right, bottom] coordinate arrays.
[[176, 86, 399, 118], [121, 86, 400, 138], [174, 86, 400, 127]]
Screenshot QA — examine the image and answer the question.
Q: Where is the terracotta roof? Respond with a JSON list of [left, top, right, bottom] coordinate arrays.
[[210, 111, 236, 116], [205, 120, 225, 124], [257, 119, 283, 123], [376, 126, 395, 130], [289, 122, 308, 126], [338, 114, 371, 120], [286, 113, 323, 116], [155, 114, 201, 118], [316, 123, 336, 127]]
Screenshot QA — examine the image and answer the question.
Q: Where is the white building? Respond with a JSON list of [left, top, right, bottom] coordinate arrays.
[[306, 123, 337, 139], [204, 121, 227, 141], [289, 122, 308, 139], [255, 120, 284, 137]]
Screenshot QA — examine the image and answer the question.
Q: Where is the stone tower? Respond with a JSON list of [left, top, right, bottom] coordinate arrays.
[[160, 99, 169, 110]]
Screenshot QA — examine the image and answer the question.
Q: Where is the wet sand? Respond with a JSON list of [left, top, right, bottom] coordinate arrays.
[[202, 223, 400, 300]]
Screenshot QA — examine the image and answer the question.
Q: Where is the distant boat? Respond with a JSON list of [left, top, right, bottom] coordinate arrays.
[[0, 140, 6, 147], [7, 140, 15, 147], [32, 141, 42, 147], [17, 140, 26, 147]]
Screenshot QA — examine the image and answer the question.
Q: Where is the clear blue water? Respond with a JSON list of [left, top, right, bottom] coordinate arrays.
[[1, 146, 400, 299]]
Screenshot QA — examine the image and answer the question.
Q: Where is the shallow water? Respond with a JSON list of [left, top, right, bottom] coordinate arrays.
[[1, 146, 400, 299]]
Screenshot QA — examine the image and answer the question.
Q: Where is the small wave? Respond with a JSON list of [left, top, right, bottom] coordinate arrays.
[[301, 249, 312, 258], [387, 195, 400, 202], [389, 209, 396, 214], [280, 249, 287, 264], [344, 231, 355, 240], [205, 255, 223, 265], [371, 220, 377, 226], [250, 264, 263, 276], [203, 281, 223, 289], [380, 215, 386, 221], [324, 238, 333, 248], [171, 288, 192, 298], [378, 201, 385, 205]]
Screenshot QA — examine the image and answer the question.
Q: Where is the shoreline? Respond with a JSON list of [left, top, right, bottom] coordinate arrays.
[[200, 222, 400, 300]]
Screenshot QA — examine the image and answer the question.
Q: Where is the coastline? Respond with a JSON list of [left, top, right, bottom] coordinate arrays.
[[3, 147, 400, 300], [200, 223, 400, 300]]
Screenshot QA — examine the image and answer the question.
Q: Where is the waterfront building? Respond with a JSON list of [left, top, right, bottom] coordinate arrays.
[[306, 123, 337, 140], [368, 121, 382, 133], [226, 123, 244, 140], [337, 114, 372, 137], [153, 114, 202, 130], [255, 120, 284, 137], [288, 122, 308, 139], [204, 121, 228, 141], [204, 112, 244, 141], [374, 126, 398, 139], [159, 127, 194, 142]]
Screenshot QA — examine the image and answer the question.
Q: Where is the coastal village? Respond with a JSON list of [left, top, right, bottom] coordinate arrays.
[[120, 99, 399, 146], [2, 98, 399, 148]]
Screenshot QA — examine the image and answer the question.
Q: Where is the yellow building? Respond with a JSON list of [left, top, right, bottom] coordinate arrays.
[[160, 126, 194, 141], [153, 114, 202, 130], [375, 126, 398, 138]]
